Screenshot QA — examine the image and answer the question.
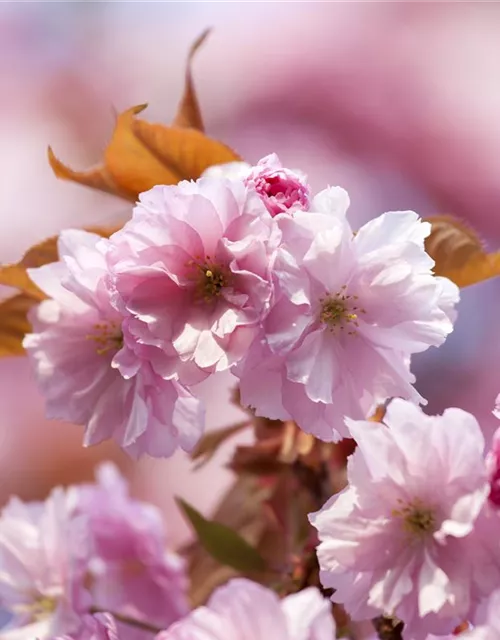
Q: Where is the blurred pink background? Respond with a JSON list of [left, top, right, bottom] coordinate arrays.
[[2, 2, 500, 548]]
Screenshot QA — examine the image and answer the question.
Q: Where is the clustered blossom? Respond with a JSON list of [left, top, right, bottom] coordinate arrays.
[[8, 143, 500, 640], [0, 487, 89, 640], [202, 153, 310, 216], [236, 188, 458, 440], [159, 578, 335, 640], [24, 230, 204, 459], [0, 475, 336, 640], [310, 399, 500, 639], [24, 155, 458, 458], [0, 464, 188, 640]]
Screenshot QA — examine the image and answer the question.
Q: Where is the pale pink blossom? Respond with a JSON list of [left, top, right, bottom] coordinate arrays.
[[309, 399, 488, 639], [73, 463, 188, 632], [203, 154, 310, 217], [107, 178, 279, 380], [485, 423, 500, 507], [41, 614, 120, 640], [158, 578, 335, 640], [462, 422, 500, 613], [23, 229, 204, 459], [237, 187, 459, 441], [463, 590, 500, 640], [0, 488, 90, 640]]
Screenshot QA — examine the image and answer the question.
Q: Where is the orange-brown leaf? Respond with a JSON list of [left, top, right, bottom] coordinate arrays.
[[0, 295, 35, 356], [132, 119, 241, 182], [50, 106, 240, 202], [425, 215, 500, 287], [173, 29, 211, 130], [0, 235, 61, 300], [48, 147, 131, 202], [49, 34, 241, 202], [0, 265, 45, 301]]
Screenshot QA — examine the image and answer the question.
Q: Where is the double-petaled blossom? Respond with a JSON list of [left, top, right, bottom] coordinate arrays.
[[461, 418, 500, 616], [0, 488, 90, 640], [488, 403, 500, 506], [23, 229, 204, 458], [0, 465, 188, 640], [158, 578, 335, 640], [203, 154, 310, 216], [106, 178, 280, 380], [73, 463, 188, 632], [309, 399, 489, 639], [236, 187, 459, 441]]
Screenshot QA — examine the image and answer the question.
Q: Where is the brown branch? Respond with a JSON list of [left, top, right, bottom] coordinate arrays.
[[372, 615, 404, 640]]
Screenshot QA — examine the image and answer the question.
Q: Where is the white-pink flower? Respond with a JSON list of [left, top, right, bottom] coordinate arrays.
[[309, 399, 489, 639], [23, 229, 204, 459], [488, 402, 500, 506], [73, 463, 188, 632], [0, 488, 90, 640], [39, 614, 120, 640], [236, 187, 459, 441], [106, 177, 279, 380], [158, 578, 335, 640], [203, 154, 310, 217], [463, 589, 500, 639]]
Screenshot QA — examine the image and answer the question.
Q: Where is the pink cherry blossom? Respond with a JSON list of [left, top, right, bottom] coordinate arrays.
[[463, 589, 500, 639], [106, 177, 279, 380], [23, 229, 204, 459], [158, 578, 335, 640], [203, 154, 310, 217], [0, 488, 90, 640], [236, 187, 459, 441], [41, 614, 120, 640], [488, 402, 500, 506], [244, 154, 310, 216], [309, 399, 489, 639], [73, 463, 188, 632]]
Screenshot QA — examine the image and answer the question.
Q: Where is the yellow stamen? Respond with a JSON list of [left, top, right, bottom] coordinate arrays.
[[392, 498, 436, 537], [319, 286, 365, 335], [86, 321, 123, 355], [187, 255, 231, 303]]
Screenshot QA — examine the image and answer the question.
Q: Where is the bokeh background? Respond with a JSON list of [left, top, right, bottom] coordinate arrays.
[[2, 1, 500, 548]]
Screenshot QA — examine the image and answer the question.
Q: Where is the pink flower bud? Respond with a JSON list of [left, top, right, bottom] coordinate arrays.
[[245, 153, 310, 216]]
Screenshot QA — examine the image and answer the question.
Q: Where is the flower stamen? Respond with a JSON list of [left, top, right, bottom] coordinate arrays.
[[13, 595, 57, 622], [319, 286, 365, 335], [86, 321, 123, 355], [188, 255, 231, 303], [392, 498, 436, 537]]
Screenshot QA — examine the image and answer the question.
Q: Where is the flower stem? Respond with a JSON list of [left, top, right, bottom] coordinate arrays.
[[89, 607, 163, 634]]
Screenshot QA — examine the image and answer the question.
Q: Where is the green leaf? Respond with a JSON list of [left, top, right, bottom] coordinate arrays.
[[176, 497, 267, 574], [191, 420, 250, 469]]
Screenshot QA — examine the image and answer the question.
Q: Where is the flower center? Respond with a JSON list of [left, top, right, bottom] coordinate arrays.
[[86, 321, 123, 355], [392, 498, 436, 537], [188, 256, 231, 303], [319, 286, 365, 335], [13, 595, 57, 622]]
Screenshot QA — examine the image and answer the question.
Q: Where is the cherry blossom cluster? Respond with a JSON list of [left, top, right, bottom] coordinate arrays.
[[16, 151, 500, 639], [0, 464, 188, 640], [0, 464, 334, 640], [23, 154, 459, 457], [311, 399, 500, 639], [3, 421, 500, 640]]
